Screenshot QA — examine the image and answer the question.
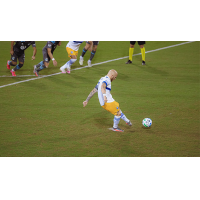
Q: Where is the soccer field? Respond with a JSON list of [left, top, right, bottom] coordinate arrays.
[[0, 41, 199, 157]]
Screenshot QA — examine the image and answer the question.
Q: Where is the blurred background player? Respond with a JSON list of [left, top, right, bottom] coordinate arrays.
[[7, 41, 37, 76], [60, 41, 83, 74], [33, 41, 61, 76], [126, 41, 146, 65], [83, 69, 132, 132], [79, 41, 99, 67]]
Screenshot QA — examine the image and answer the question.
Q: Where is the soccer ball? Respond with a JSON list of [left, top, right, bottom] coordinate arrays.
[[142, 118, 152, 127]]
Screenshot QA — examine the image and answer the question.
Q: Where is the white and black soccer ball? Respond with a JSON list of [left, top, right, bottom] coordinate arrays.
[[142, 118, 152, 127]]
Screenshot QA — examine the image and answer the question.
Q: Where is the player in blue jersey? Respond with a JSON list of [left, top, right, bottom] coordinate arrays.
[[33, 41, 61, 76], [7, 41, 37, 76]]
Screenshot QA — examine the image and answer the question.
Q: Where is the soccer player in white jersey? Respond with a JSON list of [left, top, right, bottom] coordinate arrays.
[[83, 69, 132, 132], [60, 41, 83, 74]]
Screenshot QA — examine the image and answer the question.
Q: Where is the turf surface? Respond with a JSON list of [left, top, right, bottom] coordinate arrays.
[[0, 41, 199, 156]]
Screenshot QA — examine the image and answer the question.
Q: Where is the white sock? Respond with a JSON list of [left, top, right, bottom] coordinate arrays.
[[60, 63, 67, 70], [113, 115, 121, 128], [61, 59, 77, 70], [68, 59, 77, 66], [121, 113, 129, 123]]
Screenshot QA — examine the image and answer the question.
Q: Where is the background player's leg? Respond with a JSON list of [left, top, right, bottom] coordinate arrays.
[[34, 61, 44, 73], [60, 55, 77, 74], [126, 43, 135, 64], [10, 62, 23, 76], [7, 60, 16, 69], [79, 42, 92, 65], [138, 42, 146, 65], [35, 62, 48, 76], [140, 45, 146, 65]]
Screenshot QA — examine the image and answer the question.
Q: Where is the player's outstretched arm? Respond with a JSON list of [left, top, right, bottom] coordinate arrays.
[[83, 87, 98, 107]]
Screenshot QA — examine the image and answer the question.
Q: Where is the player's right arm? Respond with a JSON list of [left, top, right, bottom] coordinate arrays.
[[83, 87, 98, 107], [10, 41, 15, 55], [47, 47, 57, 66], [101, 82, 107, 103]]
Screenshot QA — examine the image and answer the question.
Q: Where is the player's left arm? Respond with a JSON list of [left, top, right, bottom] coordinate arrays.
[[32, 47, 37, 60], [32, 42, 37, 60], [83, 87, 98, 107]]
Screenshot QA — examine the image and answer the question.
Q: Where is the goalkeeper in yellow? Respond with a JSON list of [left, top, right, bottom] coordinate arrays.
[[126, 41, 146, 65]]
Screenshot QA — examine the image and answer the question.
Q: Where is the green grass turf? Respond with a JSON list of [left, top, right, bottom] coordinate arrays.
[[0, 41, 199, 156]]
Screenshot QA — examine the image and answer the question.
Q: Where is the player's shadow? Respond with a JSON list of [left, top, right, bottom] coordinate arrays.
[[70, 73, 94, 83], [44, 74, 77, 88], [116, 72, 130, 80], [142, 126, 152, 129], [92, 67, 108, 74], [93, 114, 111, 128], [135, 64, 169, 76], [91, 112, 135, 133]]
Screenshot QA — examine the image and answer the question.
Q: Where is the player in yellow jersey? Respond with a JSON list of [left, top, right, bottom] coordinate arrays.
[[126, 41, 146, 65], [83, 69, 132, 132], [60, 41, 83, 74]]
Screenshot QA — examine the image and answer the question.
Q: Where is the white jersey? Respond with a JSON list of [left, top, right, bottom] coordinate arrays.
[[98, 75, 115, 106], [66, 41, 83, 51]]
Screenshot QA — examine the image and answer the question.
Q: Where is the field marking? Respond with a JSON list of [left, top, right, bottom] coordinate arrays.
[[0, 41, 195, 89], [0, 75, 36, 78]]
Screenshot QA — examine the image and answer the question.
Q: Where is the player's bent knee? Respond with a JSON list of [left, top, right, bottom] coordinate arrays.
[[116, 109, 121, 116], [71, 55, 77, 59], [19, 63, 23, 68], [44, 62, 49, 68], [93, 46, 98, 51]]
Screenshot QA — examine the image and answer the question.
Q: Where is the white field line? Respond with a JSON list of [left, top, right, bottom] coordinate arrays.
[[0, 75, 36, 77], [0, 41, 195, 89]]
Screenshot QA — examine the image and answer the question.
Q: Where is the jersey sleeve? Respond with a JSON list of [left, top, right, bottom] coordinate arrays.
[[95, 81, 100, 90], [31, 41, 36, 47], [47, 41, 53, 49], [102, 77, 110, 87]]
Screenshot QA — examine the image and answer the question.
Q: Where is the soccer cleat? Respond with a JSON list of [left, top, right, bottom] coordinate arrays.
[[112, 127, 124, 132], [87, 60, 92, 67], [126, 120, 132, 126], [79, 56, 83, 65], [7, 60, 10, 69], [66, 65, 71, 74], [33, 65, 37, 73], [126, 60, 132, 64], [142, 61, 146, 65], [10, 70, 16, 76], [35, 70, 39, 77], [60, 66, 66, 74]]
